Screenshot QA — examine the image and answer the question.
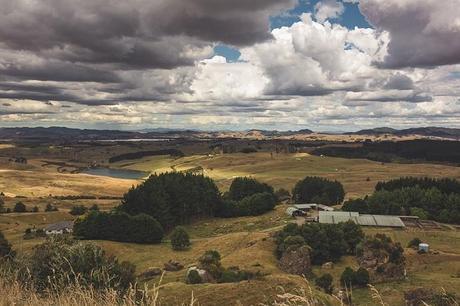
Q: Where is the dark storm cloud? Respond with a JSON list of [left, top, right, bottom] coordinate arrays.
[[0, 60, 121, 83], [383, 74, 414, 90], [0, 0, 296, 69], [360, 0, 460, 68]]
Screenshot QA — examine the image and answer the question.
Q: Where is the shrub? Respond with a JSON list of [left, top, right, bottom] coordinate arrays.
[[407, 238, 422, 249], [340, 267, 355, 288], [315, 273, 333, 294], [187, 269, 202, 284], [292, 176, 345, 205], [13, 202, 27, 213], [353, 267, 370, 287], [45, 203, 58, 212], [0, 230, 15, 259], [228, 177, 274, 201], [89, 204, 99, 211], [275, 188, 291, 202], [218, 268, 254, 283], [170, 226, 191, 251], [70, 205, 87, 216], [14, 238, 135, 293], [32, 206, 39, 212]]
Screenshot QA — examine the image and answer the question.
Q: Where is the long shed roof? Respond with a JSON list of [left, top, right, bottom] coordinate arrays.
[[318, 211, 405, 227]]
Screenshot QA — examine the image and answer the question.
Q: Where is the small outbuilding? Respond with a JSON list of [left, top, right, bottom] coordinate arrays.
[[293, 204, 334, 212], [418, 243, 429, 253], [45, 221, 74, 235]]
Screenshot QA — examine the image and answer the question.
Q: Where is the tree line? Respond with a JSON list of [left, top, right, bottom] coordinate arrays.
[[108, 149, 184, 163], [312, 140, 460, 165], [343, 177, 460, 224]]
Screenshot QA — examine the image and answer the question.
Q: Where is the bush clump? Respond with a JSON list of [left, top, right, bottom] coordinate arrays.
[[340, 267, 369, 288], [2, 238, 135, 294], [170, 226, 191, 251], [69, 205, 88, 216], [13, 202, 27, 213], [315, 273, 333, 294], [275, 221, 364, 265], [74, 211, 164, 244]]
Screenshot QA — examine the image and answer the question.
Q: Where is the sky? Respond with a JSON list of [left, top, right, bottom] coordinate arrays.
[[0, 0, 459, 132]]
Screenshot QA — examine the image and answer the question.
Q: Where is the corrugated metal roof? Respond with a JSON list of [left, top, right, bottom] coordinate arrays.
[[318, 211, 405, 227], [294, 204, 334, 211]]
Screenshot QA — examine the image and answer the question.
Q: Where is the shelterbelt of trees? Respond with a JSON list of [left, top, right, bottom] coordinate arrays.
[[312, 139, 460, 164], [343, 177, 460, 224]]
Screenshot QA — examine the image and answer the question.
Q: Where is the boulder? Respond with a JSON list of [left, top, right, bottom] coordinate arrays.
[[279, 245, 311, 275], [186, 266, 214, 283], [164, 260, 184, 271]]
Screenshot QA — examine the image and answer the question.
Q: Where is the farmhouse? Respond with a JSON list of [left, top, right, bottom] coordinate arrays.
[[318, 211, 405, 228], [45, 221, 74, 235]]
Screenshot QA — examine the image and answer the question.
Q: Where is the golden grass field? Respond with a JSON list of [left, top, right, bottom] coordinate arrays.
[[1, 149, 460, 305]]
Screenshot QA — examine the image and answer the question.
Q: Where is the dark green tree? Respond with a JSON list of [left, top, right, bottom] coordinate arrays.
[[340, 221, 364, 254], [170, 226, 191, 251], [340, 267, 355, 288], [13, 202, 27, 213], [315, 273, 333, 294], [228, 177, 274, 201]]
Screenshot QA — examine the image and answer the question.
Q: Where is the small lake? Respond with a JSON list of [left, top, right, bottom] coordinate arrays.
[[81, 168, 149, 180]]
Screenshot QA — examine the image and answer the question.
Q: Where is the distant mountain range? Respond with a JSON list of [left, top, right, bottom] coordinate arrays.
[[0, 126, 459, 141]]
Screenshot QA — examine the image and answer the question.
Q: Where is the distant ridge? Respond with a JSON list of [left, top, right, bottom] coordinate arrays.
[[349, 127, 460, 139], [0, 126, 459, 141]]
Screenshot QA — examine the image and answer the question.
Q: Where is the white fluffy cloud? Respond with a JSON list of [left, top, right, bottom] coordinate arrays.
[[314, 0, 345, 23]]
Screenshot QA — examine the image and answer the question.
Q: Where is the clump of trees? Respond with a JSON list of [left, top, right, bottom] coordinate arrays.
[[74, 211, 164, 244], [227, 177, 274, 201], [340, 267, 370, 288], [407, 237, 422, 249], [292, 177, 345, 205], [70, 205, 88, 216], [119, 172, 222, 229], [170, 226, 191, 251], [216, 178, 276, 218], [343, 177, 460, 224], [275, 221, 364, 265]]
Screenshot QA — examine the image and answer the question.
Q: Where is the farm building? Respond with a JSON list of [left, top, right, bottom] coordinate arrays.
[[293, 204, 334, 212], [318, 211, 405, 228], [286, 207, 307, 217], [45, 221, 74, 235]]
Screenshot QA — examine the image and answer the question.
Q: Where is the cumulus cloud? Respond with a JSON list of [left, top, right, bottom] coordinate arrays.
[[360, 0, 460, 68], [0, 0, 459, 130], [314, 0, 345, 23]]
